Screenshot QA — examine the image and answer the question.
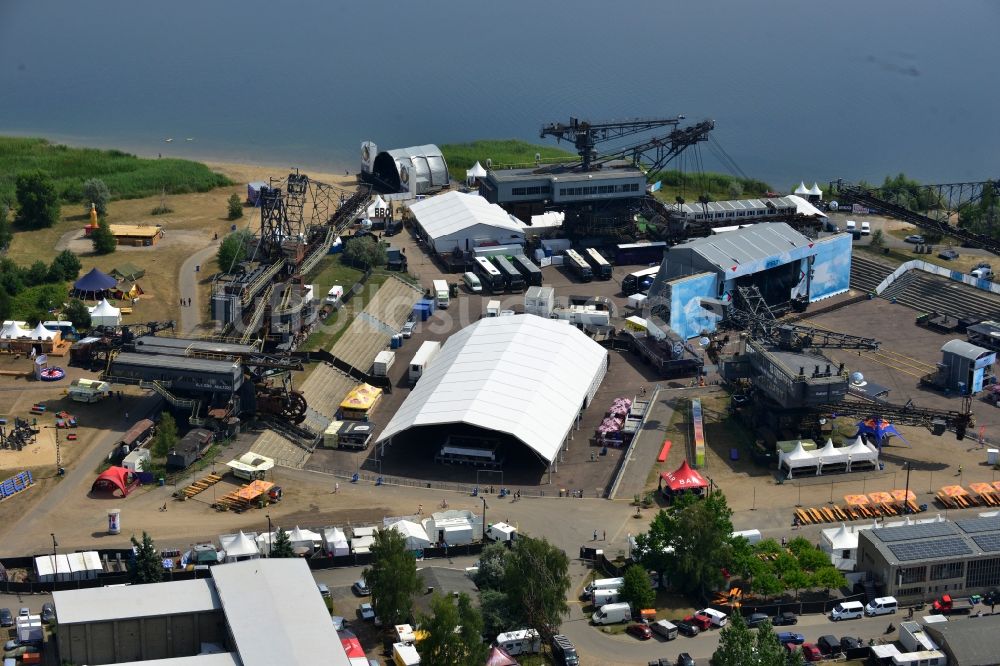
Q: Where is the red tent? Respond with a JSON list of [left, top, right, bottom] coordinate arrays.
[[659, 460, 708, 493], [485, 646, 519, 666], [340, 637, 364, 659], [92, 466, 134, 497]]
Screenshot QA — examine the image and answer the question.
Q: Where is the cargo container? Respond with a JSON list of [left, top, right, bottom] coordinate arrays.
[[409, 341, 441, 384], [372, 350, 395, 377]]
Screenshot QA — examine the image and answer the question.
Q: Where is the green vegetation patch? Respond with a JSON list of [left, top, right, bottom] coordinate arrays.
[[0, 136, 232, 205], [440, 139, 574, 181]]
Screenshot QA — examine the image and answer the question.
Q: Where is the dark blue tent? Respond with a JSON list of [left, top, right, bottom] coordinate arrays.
[[855, 418, 909, 448], [72, 267, 117, 298]]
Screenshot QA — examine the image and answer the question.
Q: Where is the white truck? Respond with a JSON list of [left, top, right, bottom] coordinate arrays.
[[372, 350, 395, 377], [583, 577, 624, 598], [971, 263, 994, 281], [409, 341, 441, 384], [486, 521, 517, 543], [432, 279, 450, 309]]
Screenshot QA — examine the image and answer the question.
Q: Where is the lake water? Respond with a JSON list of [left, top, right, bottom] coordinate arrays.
[[1, 0, 997, 188]]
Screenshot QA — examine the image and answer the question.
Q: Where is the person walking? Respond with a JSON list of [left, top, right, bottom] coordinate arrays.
[[593, 529, 598, 541], [958, 465, 964, 476]]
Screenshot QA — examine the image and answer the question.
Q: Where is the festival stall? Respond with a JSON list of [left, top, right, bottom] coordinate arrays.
[[91, 466, 137, 497], [288, 526, 322, 554], [88, 298, 122, 328], [220, 531, 261, 562], [658, 460, 709, 500], [389, 520, 432, 551], [339, 383, 383, 421], [323, 527, 350, 557], [73, 267, 117, 300]]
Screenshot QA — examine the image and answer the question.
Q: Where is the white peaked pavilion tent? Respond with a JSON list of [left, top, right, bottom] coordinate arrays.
[[366, 195, 389, 219], [779, 441, 817, 478], [844, 436, 880, 470], [29, 322, 57, 340], [89, 298, 121, 327], [376, 315, 609, 478], [794, 181, 810, 195], [390, 520, 432, 551], [288, 526, 322, 552], [220, 532, 261, 561], [323, 527, 350, 556], [809, 182, 823, 198], [466, 161, 487, 185], [780, 437, 879, 478], [0, 321, 31, 339]]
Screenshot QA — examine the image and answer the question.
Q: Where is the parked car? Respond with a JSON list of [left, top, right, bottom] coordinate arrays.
[[800, 643, 823, 662], [939, 248, 960, 260], [684, 614, 712, 631], [351, 578, 370, 596], [771, 611, 798, 626], [777, 631, 805, 645], [17, 609, 29, 619], [747, 612, 769, 628], [40, 602, 55, 624], [674, 619, 700, 637], [626, 623, 653, 640], [840, 636, 863, 651], [694, 608, 728, 628], [0, 609, 11, 628], [401, 321, 416, 338], [317, 583, 331, 598], [817, 634, 842, 656], [676, 654, 695, 666], [331, 616, 346, 631], [358, 602, 376, 621], [904, 234, 926, 244]]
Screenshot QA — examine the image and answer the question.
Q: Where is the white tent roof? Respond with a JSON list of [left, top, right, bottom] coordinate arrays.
[[366, 195, 388, 218], [846, 436, 878, 458], [323, 527, 348, 547], [407, 191, 525, 241], [390, 520, 431, 548], [227, 452, 275, 474], [466, 161, 487, 179], [220, 532, 260, 558], [89, 298, 121, 317], [29, 322, 56, 340], [824, 523, 860, 550], [0, 321, 30, 339], [288, 526, 321, 544], [35, 554, 71, 577], [794, 181, 809, 194], [376, 314, 608, 463], [785, 194, 828, 218], [809, 182, 823, 196]]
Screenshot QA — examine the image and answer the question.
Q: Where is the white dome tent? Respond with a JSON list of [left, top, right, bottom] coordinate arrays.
[[89, 298, 122, 328]]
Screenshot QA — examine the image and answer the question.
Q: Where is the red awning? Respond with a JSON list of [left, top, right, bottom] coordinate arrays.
[[340, 638, 364, 659], [660, 460, 708, 492], [92, 466, 133, 497]]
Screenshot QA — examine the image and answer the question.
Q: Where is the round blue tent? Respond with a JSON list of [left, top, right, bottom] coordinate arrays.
[[72, 267, 117, 299]]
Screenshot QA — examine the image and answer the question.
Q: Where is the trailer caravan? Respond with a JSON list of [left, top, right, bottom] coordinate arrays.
[[493, 255, 526, 293], [564, 249, 593, 282], [584, 248, 612, 280], [473, 256, 504, 294], [409, 341, 442, 384], [68, 378, 111, 403]]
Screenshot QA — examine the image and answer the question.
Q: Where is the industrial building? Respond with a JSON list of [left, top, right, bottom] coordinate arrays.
[[110, 352, 244, 394], [54, 558, 350, 666], [923, 339, 996, 394], [645, 223, 853, 339], [925, 613, 1000, 666], [360, 141, 449, 195], [376, 314, 609, 470], [856, 516, 1000, 602], [407, 191, 526, 255]]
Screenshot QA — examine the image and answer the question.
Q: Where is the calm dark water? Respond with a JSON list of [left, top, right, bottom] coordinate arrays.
[[1, 0, 997, 188]]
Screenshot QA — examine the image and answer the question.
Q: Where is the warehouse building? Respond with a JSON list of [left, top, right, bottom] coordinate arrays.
[[645, 222, 853, 339], [407, 191, 526, 255], [376, 315, 608, 472], [856, 516, 1000, 602], [54, 558, 349, 666], [360, 141, 449, 195], [925, 613, 1000, 666]]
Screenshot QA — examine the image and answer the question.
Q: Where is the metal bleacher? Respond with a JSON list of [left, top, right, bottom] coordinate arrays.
[[330, 276, 423, 372]]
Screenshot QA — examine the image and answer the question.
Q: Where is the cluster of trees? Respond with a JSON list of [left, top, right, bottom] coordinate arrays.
[[217, 229, 255, 273], [730, 537, 847, 600], [343, 234, 387, 269], [227, 193, 244, 220], [0, 249, 83, 322], [13, 170, 61, 230], [958, 181, 998, 237], [712, 613, 805, 666], [874, 173, 944, 212]]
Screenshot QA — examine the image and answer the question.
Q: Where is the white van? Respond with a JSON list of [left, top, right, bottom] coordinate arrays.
[[462, 272, 482, 293], [592, 589, 621, 606], [865, 596, 898, 616], [583, 577, 624, 598], [845, 220, 857, 232], [695, 607, 728, 628], [591, 602, 631, 625], [830, 600, 864, 621], [650, 619, 678, 640], [860, 221, 871, 235]]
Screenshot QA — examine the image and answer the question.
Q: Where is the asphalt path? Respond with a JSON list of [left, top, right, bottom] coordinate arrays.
[[179, 244, 218, 334]]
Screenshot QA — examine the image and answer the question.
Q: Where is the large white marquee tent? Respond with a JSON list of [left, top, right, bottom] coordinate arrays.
[[778, 437, 879, 478], [376, 315, 608, 466], [407, 191, 525, 254]]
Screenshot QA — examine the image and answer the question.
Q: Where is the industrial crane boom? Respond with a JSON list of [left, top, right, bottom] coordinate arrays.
[[540, 116, 686, 171]]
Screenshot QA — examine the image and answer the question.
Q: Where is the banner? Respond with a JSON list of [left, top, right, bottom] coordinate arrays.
[[692, 399, 706, 467]]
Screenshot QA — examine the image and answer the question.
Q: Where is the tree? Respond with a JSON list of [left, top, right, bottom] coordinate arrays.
[[812, 566, 847, 593], [364, 527, 422, 629], [783, 568, 811, 600], [474, 542, 510, 591], [217, 229, 253, 273], [727, 180, 744, 200], [91, 217, 117, 254], [153, 412, 178, 458], [0, 289, 11, 322], [343, 234, 387, 269], [752, 572, 783, 599], [48, 249, 81, 282], [129, 531, 163, 584], [479, 589, 516, 639], [0, 205, 12, 250], [502, 535, 570, 644], [418, 593, 487, 666], [712, 611, 753, 665], [754, 620, 789, 666], [269, 527, 295, 558], [227, 193, 244, 220], [15, 170, 60, 229], [619, 564, 655, 611], [25, 261, 49, 286], [869, 228, 885, 249], [82, 178, 111, 217], [63, 299, 91, 329]]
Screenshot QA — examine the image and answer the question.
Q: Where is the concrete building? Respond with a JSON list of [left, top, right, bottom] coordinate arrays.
[[856, 515, 1000, 602], [925, 613, 1000, 665], [54, 558, 349, 666]]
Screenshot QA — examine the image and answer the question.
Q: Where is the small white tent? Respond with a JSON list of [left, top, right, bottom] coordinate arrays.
[[794, 181, 810, 195], [288, 526, 322, 552], [808, 182, 823, 199], [390, 520, 432, 551], [323, 527, 350, 557], [466, 161, 487, 185], [89, 298, 122, 327], [220, 531, 261, 561], [0, 321, 30, 340], [29, 322, 57, 340], [367, 195, 390, 219], [845, 437, 880, 471], [779, 441, 817, 478]]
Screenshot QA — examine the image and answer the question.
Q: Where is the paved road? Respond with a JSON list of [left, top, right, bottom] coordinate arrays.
[[179, 244, 218, 334]]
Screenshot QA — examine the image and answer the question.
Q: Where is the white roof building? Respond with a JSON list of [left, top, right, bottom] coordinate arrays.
[[376, 315, 609, 465], [408, 191, 526, 254]]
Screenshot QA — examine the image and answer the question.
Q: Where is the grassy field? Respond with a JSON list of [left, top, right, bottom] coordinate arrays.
[[440, 139, 574, 180], [650, 169, 773, 205], [300, 255, 388, 353], [0, 136, 232, 205]]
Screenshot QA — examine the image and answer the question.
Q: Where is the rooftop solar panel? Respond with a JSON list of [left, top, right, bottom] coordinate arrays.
[[873, 522, 958, 543], [956, 516, 1000, 534], [972, 533, 1000, 553], [888, 538, 973, 562]]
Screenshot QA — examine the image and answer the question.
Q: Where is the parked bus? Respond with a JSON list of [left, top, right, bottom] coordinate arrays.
[[584, 248, 612, 280], [493, 255, 526, 293], [473, 256, 505, 294], [615, 241, 667, 266], [621, 266, 660, 295], [564, 249, 593, 282], [512, 254, 543, 286]]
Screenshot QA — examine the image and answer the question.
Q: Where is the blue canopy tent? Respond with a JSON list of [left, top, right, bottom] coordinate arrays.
[[72, 267, 117, 299], [855, 418, 909, 448]]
